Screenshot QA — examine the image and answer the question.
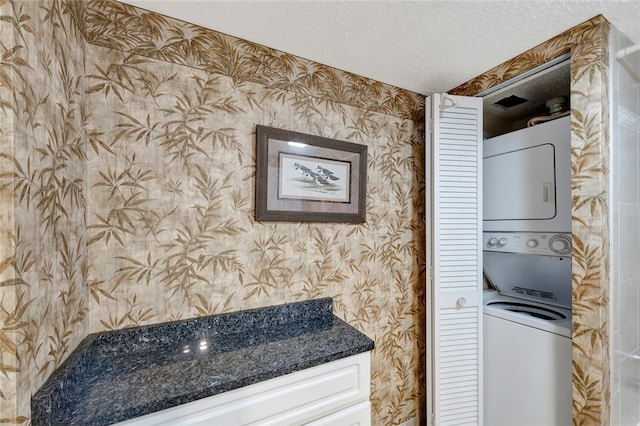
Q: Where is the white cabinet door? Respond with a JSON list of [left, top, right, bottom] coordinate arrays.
[[426, 94, 483, 426], [304, 401, 371, 426]]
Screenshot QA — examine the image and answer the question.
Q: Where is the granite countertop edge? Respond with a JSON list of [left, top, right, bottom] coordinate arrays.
[[31, 298, 374, 426]]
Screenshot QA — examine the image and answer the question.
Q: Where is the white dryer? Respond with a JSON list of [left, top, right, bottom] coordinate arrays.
[[483, 115, 571, 233], [483, 232, 572, 426]]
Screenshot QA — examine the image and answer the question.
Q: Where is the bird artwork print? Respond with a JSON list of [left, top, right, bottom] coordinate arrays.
[[286, 159, 347, 200], [293, 162, 338, 187]]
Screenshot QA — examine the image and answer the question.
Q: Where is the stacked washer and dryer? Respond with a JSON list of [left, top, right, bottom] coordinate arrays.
[[482, 115, 573, 425]]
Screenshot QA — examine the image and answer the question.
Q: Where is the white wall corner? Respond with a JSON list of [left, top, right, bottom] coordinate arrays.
[[619, 106, 640, 132]]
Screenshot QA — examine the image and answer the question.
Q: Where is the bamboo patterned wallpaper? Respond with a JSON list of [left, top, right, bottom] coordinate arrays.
[[451, 15, 612, 426], [0, 1, 614, 425], [1, 1, 89, 424], [1, 0, 426, 424]]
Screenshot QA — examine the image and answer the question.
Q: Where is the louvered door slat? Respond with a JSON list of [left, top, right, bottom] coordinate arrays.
[[427, 94, 483, 426]]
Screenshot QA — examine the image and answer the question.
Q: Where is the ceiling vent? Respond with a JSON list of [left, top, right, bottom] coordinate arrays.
[[493, 94, 528, 109]]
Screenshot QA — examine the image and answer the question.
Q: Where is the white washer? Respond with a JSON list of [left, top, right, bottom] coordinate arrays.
[[483, 232, 572, 426]]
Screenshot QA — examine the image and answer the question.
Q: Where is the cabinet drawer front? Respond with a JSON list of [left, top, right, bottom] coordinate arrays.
[[117, 353, 370, 426]]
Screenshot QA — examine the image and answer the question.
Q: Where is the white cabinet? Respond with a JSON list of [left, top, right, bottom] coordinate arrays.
[[115, 353, 371, 426]]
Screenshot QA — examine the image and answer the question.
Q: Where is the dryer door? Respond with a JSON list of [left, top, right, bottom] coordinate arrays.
[[484, 143, 556, 221]]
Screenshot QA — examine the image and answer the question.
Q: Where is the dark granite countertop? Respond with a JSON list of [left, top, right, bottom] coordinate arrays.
[[31, 298, 374, 426]]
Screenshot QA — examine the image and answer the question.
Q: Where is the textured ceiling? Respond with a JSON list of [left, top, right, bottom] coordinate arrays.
[[120, 0, 640, 95]]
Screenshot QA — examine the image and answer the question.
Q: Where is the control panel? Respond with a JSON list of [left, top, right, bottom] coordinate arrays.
[[483, 232, 572, 256]]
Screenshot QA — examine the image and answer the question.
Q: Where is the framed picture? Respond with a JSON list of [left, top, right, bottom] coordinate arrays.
[[255, 125, 367, 223]]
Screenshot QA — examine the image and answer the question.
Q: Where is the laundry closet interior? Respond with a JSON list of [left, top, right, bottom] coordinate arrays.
[[480, 57, 573, 426], [427, 55, 576, 425]]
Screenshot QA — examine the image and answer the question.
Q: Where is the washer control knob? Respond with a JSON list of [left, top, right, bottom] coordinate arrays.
[[549, 234, 572, 255], [498, 238, 508, 247], [488, 238, 498, 246], [527, 239, 539, 248]]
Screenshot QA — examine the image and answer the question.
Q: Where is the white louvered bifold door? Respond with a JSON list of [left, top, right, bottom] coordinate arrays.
[[426, 94, 482, 426]]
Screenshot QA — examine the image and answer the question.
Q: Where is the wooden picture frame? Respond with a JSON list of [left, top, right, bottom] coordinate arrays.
[[255, 125, 367, 223]]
